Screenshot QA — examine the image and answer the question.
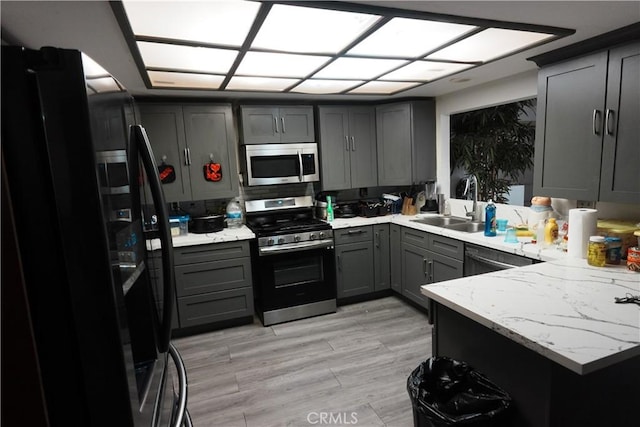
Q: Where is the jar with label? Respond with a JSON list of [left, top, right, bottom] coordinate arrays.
[[587, 236, 607, 267], [604, 237, 622, 265]]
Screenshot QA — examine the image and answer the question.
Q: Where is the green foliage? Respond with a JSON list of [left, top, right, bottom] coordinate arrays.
[[450, 100, 535, 204]]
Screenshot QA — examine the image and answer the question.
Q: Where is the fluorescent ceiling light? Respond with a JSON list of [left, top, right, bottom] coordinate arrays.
[[236, 52, 331, 78], [380, 61, 474, 81], [226, 76, 299, 92], [314, 57, 407, 80], [290, 79, 365, 94], [137, 41, 238, 74], [427, 28, 555, 62], [147, 71, 225, 89], [349, 81, 421, 94], [122, 0, 260, 47], [348, 18, 476, 58], [251, 3, 380, 54]]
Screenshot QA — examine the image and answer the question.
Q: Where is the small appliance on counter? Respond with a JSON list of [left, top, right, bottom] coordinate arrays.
[[359, 198, 388, 217], [421, 179, 439, 212], [190, 214, 225, 233], [334, 201, 359, 218]]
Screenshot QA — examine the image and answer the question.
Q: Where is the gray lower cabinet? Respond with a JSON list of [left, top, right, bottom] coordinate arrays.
[[240, 106, 314, 144], [138, 103, 239, 202], [376, 101, 436, 186], [389, 224, 402, 292], [534, 41, 639, 203], [173, 241, 253, 329], [373, 224, 390, 291], [318, 106, 377, 190], [400, 228, 463, 311], [335, 226, 375, 299]]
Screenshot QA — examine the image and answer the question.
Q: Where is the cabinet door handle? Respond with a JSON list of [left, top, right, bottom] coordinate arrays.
[[186, 148, 192, 165], [423, 258, 427, 276], [337, 255, 342, 271], [183, 148, 189, 165], [428, 260, 434, 282], [605, 109, 614, 136], [345, 135, 349, 151], [592, 109, 601, 136], [274, 117, 279, 133], [347, 229, 364, 235], [281, 117, 286, 134], [375, 232, 379, 248], [351, 136, 355, 151]]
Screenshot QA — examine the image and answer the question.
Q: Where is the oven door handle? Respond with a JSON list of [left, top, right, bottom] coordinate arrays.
[[259, 240, 333, 256], [465, 251, 516, 270]]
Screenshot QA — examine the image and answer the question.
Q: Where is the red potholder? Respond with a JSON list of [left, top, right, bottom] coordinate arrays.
[[203, 162, 222, 182], [158, 163, 176, 184]]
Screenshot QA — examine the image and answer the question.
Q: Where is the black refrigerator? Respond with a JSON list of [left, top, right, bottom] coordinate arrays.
[[1, 46, 190, 426]]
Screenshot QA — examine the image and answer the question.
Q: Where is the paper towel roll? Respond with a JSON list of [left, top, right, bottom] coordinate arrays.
[[568, 208, 598, 259]]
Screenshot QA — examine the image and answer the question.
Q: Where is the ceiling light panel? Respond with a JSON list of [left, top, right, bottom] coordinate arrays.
[[226, 76, 300, 92], [348, 18, 476, 58], [251, 4, 380, 54], [349, 81, 421, 94], [122, 0, 260, 47], [236, 52, 331, 78], [380, 61, 474, 81], [137, 41, 238, 74], [313, 57, 407, 80], [427, 28, 555, 62], [147, 71, 225, 89], [290, 79, 365, 94]]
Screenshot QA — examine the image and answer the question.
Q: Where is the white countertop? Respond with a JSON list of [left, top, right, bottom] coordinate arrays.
[[421, 257, 640, 375], [147, 225, 255, 251], [330, 213, 567, 262]]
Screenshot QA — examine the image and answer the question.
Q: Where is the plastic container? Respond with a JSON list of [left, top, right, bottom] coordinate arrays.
[[597, 220, 640, 259], [169, 215, 189, 237], [496, 219, 508, 233], [604, 237, 622, 265], [225, 198, 243, 228], [544, 218, 558, 245], [484, 199, 496, 237], [587, 236, 607, 267]]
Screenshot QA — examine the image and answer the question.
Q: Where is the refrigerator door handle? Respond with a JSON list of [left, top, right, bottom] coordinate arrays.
[[169, 343, 189, 427], [132, 124, 175, 353]]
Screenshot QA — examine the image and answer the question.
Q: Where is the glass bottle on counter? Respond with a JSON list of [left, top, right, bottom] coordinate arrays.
[[326, 196, 334, 222]]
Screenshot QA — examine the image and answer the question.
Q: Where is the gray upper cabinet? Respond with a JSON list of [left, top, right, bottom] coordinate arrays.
[[318, 106, 377, 190], [534, 41, 639, 203], [240, 106, 314, 144], [599, 42, 640, 204], [376, 100, 436, 186], [139, 104, 239, 203]]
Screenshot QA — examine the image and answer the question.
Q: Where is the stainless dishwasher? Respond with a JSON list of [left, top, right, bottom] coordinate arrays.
[[464, 243, 534, 276]]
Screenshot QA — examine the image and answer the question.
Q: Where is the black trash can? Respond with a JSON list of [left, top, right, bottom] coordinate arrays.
[[407, 357, 511, 427]]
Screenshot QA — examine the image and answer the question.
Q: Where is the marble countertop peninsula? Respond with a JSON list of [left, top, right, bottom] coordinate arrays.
[[147, 225, 255, 251], [421, 257, 640, 374]]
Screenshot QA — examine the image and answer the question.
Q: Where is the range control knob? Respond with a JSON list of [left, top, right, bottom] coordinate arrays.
[[294, 235, 301, 242], [267, 238, 274, 246], [319, 231, 325, 239], [309, 233, 317, 240], [277, 237, 285, 245]]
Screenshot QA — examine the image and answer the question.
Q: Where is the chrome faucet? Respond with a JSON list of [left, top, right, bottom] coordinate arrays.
[[463, 174, 482, 222]]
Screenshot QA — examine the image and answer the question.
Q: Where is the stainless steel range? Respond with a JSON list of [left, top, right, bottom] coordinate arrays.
[[245, 196, 336, 326]]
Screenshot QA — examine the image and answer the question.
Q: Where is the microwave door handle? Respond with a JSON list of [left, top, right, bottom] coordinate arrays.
[[298, 151, 303, 182], [132, 125, 175, 354]]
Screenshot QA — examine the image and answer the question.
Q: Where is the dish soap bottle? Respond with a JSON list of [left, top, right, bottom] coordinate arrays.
[[226, 198, 243, 228], [484, 199, 497, 237], [326, 196, 334, 222], [544, 217, 558, 245]]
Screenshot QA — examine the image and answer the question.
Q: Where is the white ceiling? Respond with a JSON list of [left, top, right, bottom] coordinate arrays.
[[2, 1, 639, 101]]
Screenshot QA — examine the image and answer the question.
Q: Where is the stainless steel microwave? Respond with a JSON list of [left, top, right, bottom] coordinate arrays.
[[242, 143, 319, 186]]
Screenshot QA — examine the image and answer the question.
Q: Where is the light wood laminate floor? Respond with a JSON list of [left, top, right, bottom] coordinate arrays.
[[174, 296, 432, 427]]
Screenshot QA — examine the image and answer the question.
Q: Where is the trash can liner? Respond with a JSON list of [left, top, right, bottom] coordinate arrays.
[[407, 357, 511, 425]]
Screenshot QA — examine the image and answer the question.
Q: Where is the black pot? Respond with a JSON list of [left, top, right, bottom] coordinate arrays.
[[190, 215, 225, 234]]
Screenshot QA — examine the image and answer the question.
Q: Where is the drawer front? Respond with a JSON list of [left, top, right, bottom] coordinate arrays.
[[177, 287, 254, 328], [428, 234, 464, 260], [174, 241, 250, 265], [175, 257, 252, 297], [401, 228, 429, 249], [334, 226, 373, 245]]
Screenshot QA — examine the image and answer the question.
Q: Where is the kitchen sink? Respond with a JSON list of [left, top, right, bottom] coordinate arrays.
[[445, 221, 486, 233], [411, 216, 468, 227]]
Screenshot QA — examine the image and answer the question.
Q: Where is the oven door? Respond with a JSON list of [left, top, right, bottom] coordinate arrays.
[[254, 242, 336, 312], [244, 143, 319, 186]]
